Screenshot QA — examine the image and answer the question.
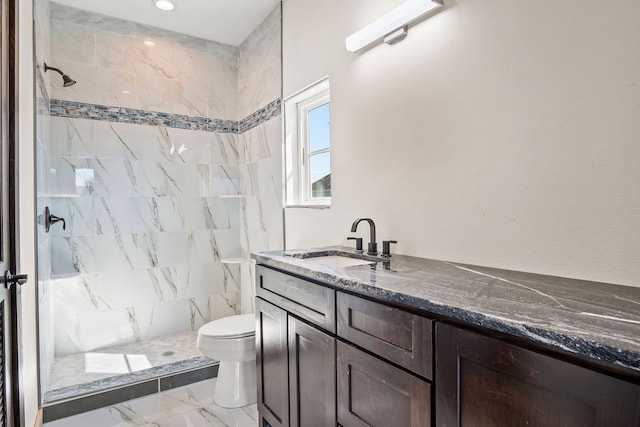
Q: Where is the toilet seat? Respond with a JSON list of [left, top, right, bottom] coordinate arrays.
[[198, 313, 255, 339]]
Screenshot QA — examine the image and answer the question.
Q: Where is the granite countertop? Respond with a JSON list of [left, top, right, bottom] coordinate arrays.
[[252, 246, 640, 374]]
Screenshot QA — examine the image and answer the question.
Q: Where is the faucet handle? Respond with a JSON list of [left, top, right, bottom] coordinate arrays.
[[347, 237, 363, 252], [382, 240, 397, 257]]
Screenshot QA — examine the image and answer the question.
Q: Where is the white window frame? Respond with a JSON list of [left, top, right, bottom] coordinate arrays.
[[284, 77, 331, 207]]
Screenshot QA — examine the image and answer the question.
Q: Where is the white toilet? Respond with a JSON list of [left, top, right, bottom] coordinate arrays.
[[197, 313, 256, 408]]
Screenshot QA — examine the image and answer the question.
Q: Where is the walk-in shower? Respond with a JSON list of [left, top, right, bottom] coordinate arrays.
[[34, 0, 283, 416]]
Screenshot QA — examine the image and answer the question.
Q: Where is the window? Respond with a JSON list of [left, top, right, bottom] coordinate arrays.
[[285, 78, 331, 207]]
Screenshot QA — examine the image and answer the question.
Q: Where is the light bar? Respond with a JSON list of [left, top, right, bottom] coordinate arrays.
[[345, 0, 443, 53]]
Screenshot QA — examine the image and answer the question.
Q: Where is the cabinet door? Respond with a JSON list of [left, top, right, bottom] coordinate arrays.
[[436, 323, 640, 427], [337, 342, 431, 427], [256, 298, 289, 427], [288, 316, 336, 426]]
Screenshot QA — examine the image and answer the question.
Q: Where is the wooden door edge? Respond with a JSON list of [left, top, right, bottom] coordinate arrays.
[[34, 408, 43, 427]]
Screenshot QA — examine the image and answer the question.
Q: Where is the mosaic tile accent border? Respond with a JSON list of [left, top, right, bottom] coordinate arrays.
[[49, 99, 237, 133], [239, 98, 282, 133], [49, 98, 281, 135], [43, 356, 216, 403]]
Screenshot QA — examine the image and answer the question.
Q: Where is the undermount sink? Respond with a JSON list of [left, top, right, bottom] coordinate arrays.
[[305, 255, 375, 268]]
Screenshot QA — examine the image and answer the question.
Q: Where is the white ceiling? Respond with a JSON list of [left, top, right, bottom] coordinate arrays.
[[51, 0, 280, 46]]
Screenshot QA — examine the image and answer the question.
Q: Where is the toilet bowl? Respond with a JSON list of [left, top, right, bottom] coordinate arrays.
[[197, 313, 256, 408]]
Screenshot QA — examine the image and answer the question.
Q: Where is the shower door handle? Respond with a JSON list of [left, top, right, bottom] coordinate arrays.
[[38, 206, 67, 233]]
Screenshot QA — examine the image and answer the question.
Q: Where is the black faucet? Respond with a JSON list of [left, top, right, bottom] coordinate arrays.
[[351, 218, 377, 256]]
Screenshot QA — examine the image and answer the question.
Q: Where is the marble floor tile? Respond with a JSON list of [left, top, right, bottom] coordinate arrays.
[[47, 331, 205, 393], [44, 379, 258, 427]]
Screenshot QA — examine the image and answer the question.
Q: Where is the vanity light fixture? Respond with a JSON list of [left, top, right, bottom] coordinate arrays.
[[152, 0, 175, 11], [345, 0, 443, 53]]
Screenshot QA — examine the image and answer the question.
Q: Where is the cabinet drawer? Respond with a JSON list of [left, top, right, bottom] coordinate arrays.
[[337, 292, 433, 379], [337, 342, 431, 427], [256, 265, 336, 333]]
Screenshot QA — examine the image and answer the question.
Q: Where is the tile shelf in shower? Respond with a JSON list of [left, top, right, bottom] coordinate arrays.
[[218, 194, 247, 198], [37, 193, 80, 198], [50, 272, 81, 280], [221, 257, 250, 264]]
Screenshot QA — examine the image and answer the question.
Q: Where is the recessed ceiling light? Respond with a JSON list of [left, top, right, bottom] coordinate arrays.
[[152, 0, 175, 11], [143, 40, 155, 47]]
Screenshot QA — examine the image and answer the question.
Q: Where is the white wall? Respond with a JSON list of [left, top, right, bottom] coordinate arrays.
[[282, 0, 640, 287]]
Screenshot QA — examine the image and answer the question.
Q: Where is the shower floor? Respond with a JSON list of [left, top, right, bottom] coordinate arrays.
[[44, 331, 214, 403]]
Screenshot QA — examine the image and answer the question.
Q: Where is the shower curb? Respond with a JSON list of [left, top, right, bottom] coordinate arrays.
[[42, 360, 218, 423]]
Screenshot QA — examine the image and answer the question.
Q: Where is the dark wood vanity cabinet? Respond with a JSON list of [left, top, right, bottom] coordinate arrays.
[[256, 266, 432, 427], [256, 265, 640, 427], [257, 298, 337, 427], [256, 267, 338, 427], [435, 323, 640, 427]]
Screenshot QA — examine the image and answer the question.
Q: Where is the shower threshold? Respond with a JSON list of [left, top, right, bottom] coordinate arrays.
[[43, 331, 214, 403]]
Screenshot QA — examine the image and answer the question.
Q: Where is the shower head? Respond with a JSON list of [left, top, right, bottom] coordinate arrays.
[[43, 63, 77, 87], [62, 74, 77, 87]]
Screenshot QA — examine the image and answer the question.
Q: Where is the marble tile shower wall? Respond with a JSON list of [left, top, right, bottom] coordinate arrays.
[[35, 0, 54, 394], [48, 117, 241, 355], [46, 4, 284, 357], [49, 3, 238, 120], [238, 7, 282, 119]]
